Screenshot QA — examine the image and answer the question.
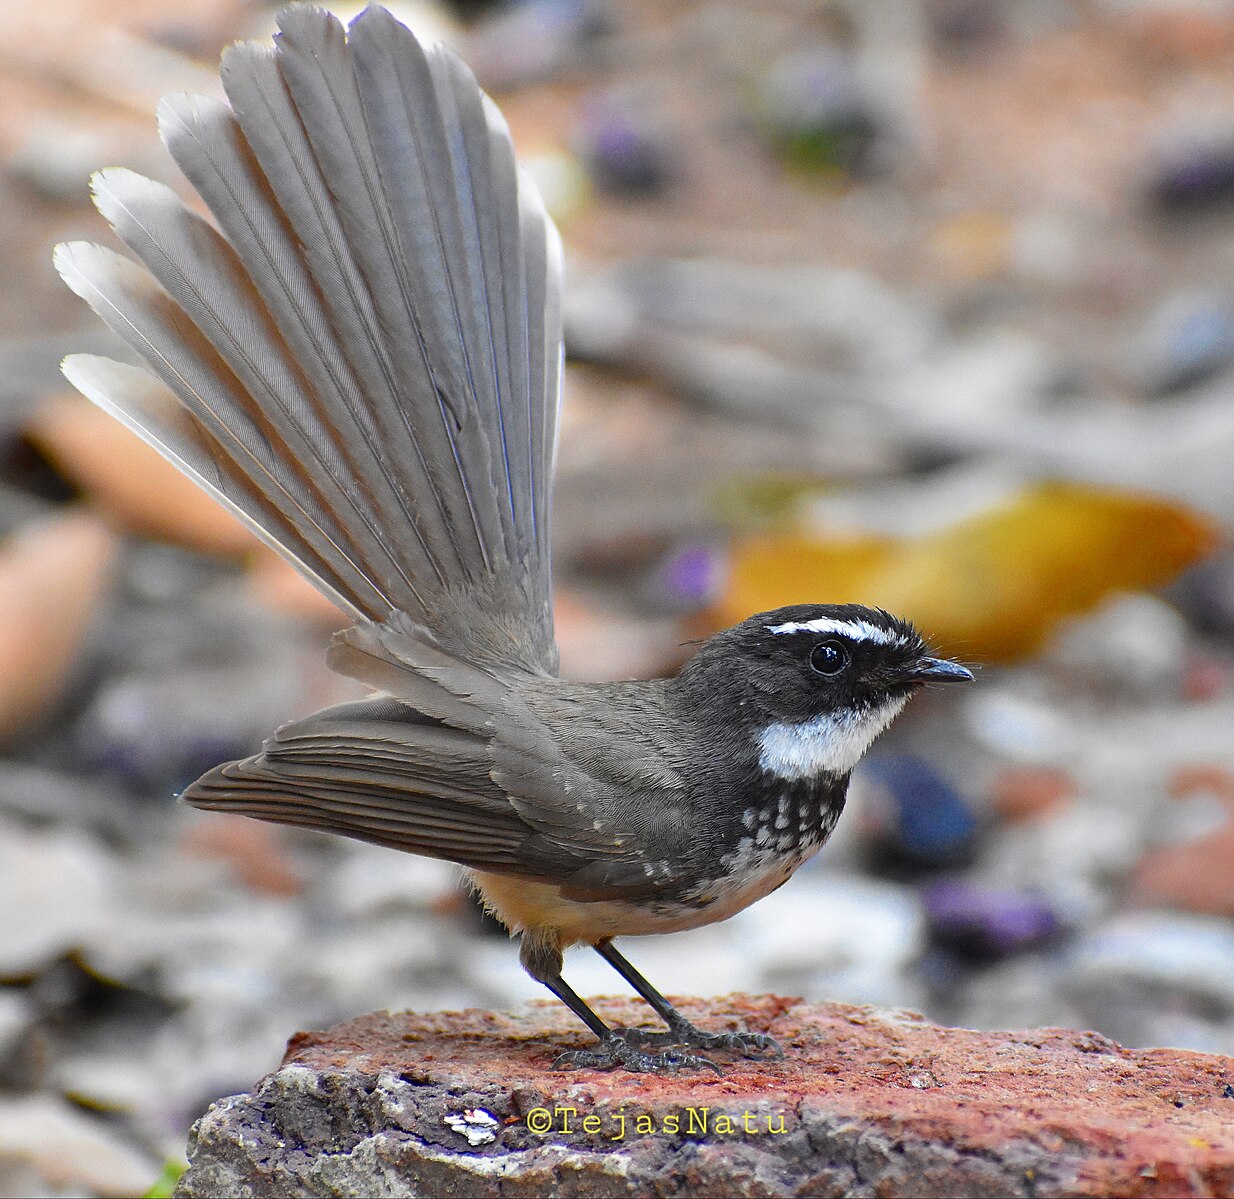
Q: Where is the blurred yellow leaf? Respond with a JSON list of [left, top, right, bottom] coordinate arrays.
[[711, 482, 1220, 662], [929, 210, 1013, 282]]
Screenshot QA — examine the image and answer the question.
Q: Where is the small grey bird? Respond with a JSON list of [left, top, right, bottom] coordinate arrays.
[[55, 4, 972, 1072]]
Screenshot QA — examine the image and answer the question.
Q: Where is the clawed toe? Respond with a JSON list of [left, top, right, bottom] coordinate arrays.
[[611, 1024, 780, 1059], [687, 1028, 784, 1059], [553, 1037, 721, 1074], [553, 1023, 781, 1072]]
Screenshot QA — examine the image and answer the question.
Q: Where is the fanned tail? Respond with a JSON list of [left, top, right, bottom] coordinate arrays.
[[55, 4, 562, 673]]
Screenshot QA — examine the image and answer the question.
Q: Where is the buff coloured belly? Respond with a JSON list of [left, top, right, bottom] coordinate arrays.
[[470, 841, 821, 946]]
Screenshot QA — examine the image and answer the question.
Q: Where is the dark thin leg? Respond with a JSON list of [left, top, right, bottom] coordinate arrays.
[[595, 940, 684, 1027], [537, 971, 613, 1041], [595, 939, 783, 1059], [519, 934, 719, 1073]]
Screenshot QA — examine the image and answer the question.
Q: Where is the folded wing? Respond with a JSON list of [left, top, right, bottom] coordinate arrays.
[[185, 679, 699, 902]]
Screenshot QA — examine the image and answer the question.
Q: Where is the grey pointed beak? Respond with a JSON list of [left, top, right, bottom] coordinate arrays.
[[907, 657, 974, 684]]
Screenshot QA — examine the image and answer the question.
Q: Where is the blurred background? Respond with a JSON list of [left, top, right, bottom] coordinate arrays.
[[3, 0, 1234, 1191]]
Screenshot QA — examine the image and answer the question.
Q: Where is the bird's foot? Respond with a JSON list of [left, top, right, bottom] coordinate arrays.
[[678, 1026, 783, 1059], [611, 1022, 783, 1060], [553, 1033, 721, 1074]]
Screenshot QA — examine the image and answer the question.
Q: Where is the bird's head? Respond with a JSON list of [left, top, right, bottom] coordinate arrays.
[[676, 603, 973, 781]]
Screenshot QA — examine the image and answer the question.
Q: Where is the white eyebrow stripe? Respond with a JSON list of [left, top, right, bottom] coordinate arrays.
[[765, 617, 902, 645]]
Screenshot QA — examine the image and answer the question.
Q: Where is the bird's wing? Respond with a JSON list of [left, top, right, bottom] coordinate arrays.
[[490, 679, 703, 901], [183, 695, 536, 872], [55, 5, 562, 675], [185, 681, 700, 902]]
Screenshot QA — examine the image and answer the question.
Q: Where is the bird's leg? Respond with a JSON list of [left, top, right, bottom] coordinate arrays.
[[519, 934, 720, 1073], [594, 939, 782, 1059]]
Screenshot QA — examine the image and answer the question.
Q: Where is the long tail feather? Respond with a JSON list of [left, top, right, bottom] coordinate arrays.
[[56, 4, 563, 674]]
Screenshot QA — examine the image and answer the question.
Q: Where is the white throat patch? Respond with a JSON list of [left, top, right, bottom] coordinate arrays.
[[757, 695, 908, 780]]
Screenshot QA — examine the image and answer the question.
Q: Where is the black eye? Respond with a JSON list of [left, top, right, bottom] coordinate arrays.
[[810, 639, 849, 676]]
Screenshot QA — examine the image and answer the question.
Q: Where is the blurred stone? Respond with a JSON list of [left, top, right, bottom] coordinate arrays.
[[27, 394, 256, 558], [979, 798, 1150, 926], [179, 999, 1234, 1199], [641, 541, 727, 614], [290, 919, 448, 1016], [1064, 911, 1234, 1052], [1133, 820, 1234, 916], [959, 953, 1085, 1033], [1132, 767, 1234, 916], [0, 511, 117, 741], [1169, 763, 1234, 801], [579, 92, 675, 198], [1133, 290, 1234, 395], [520, 149, 592, 223], [81, 852, 298, 988], [601, 927, 759, 1000], [1083, 699, 1234, 784], [0, 822, 114, 979], [894, 329, 1065, 424], [990, 765, 1077, 823], [1149, 131, 1234, 215], [0, 989, 38, 1089], [465, 0, 611, 89], [1011, 210, 1090, 289], [5, 7, 227, 115], [54, 1050, 159, 1116], [73, 656, 303, 795], [964, 686, 1082, 764], [1043, 593, 1189, 697], [325, 842, 461, 918], [757, 47, 888, 178], [859, 755, 980, 874], [437, 0, 504, 19], [0, 759, 144, 841], [1169, 549, 1234, 636], [1124, 8, 1234, 64], [922, 879, 1061, 962], [1182, 655, 1229, 702], [458, 937, 560, 1009], [741, 874, 923, 996], [927, 210, 1013, 282], [0, 1095, 157, 1198], [8, 119, 140, 202], [929, 0, 1009, 59], [246, 548, 349, 627], [565, 257, 912, 439], [553, 587, 684, 681], [0, 331, 133, 430], [116, 539, 221, 608], [567, 256, 933, 376], [180, 817, 305, 899], [94, 555, 323, 696], [0, 479, 56, 536], [804, 459, 1026, 540]]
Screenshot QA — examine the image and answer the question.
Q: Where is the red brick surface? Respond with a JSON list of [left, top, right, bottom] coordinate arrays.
[[178, 996, 1234, 1198]]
